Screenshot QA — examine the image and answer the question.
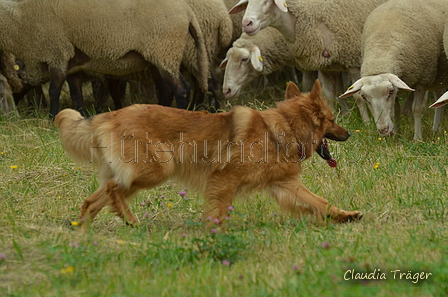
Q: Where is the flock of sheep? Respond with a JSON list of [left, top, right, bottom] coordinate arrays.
[[0, 0, 448, 140]]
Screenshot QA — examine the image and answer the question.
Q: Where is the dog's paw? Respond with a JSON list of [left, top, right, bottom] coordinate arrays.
[[346, 210, 363, 222], [330, 210, 363, 223]]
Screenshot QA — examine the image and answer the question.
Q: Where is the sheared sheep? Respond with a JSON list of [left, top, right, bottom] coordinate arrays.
[[229, 0, 388, 123], [219, 27, 295, 98], [340, 0, 448, 141], [0, 0, 209, 117]]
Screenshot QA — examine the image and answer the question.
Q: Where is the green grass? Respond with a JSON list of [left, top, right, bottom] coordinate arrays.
[[0, 89, 447, 297]]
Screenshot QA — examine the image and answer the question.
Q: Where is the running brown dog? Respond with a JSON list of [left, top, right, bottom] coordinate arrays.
[[56, 80, 362, 229]]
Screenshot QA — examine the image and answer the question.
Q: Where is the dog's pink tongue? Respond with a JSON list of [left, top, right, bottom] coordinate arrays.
[[327, 158, 337, 167]]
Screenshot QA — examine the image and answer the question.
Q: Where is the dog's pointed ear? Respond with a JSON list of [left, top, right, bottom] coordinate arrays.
[[310, 79, 322, 100], [285, 81, 301, 100]]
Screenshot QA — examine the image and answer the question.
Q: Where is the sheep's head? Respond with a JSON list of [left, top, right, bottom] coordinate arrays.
[[219, 45, 263, 98], [229, 0, 288, 36], [340, 73, 414, 137]]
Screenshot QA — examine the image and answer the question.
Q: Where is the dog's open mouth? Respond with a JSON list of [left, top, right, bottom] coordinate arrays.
[[316, 138, 338, 167]]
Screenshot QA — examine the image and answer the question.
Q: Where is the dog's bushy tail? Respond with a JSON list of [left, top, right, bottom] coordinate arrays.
[[55, 109, 96, 165]]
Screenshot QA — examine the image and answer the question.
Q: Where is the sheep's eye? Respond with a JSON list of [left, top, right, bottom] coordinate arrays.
[[241, 57, 249, 63], [389, 89, 394, 95], [361, 94, 369, 102]]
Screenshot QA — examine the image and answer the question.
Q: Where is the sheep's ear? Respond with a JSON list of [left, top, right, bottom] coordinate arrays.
[[229, 0, 248, 14], [430, 91, 448, 108], [285, 81, 301, 100], [340, 79, 364, 98], [250, 46, 263, 72], [219, 58, 228, 69], [386, 73, 415, 92], [274, 0, 289, 12]]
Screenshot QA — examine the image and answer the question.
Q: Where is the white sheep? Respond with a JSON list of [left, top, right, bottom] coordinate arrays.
[[219, 27, 295, 98], [223, 0, 245, 42], [183, 0, 233, 109], [430, 21, 448, 113], [0, 0, 209, 117], [229, 0, 388, 123], [340, 0, 448, 141]]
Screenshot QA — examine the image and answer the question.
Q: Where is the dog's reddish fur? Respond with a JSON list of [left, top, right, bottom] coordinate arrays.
[[56, 80, 362, 229]]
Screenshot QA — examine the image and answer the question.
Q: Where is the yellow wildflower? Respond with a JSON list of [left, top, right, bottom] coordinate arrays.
[[378, 138, 382, 141], [373, 162, 380, 169], [355, 130, 360, 133], [167, 202, 173, 208], [10, 165, 18, 169], [61, 266, 74, 274], [71, 221, 79, 226]]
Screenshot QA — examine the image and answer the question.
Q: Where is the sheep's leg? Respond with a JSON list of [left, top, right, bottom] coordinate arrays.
[[269, 179, 363, 223], [348, 67, 370, 123], [166, 74, 191, 110], [432, 90, 445, 133], [148, 66, 174, 107], [66, 73, 87, 117], [394, 96, 401, 135], [107, 78, 125, 110], [432, 106, 445, 133], [48, 67, 67, 119], [318, 70, 350, 116], [318, 70, 337, 110], [412, 85, 427, 141], [301, 71, 317, 92], [92, 78, 108, 113]]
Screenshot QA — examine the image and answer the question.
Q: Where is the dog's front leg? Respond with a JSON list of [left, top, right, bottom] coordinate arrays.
[[270, 179, 363, 223], [202, 177, 238, 229]]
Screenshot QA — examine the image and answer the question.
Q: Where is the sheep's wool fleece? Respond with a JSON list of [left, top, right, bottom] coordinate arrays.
[[233, 28, 293, 75], [361, 0, 448, 87], [445, 22, 448, 55], [0, 0, 208, 88], [184, 0, 233, 61], [286, 0, 387, 71]]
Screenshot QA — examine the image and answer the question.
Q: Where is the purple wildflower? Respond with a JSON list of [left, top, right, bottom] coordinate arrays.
[[321, 242, 331, 249], [210, 229, 218, 234], [0, 253, 6, 261], [222, 259, 231, 266]]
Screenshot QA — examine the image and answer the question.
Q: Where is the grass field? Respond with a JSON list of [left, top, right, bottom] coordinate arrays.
[[0, 86, 447, 297]]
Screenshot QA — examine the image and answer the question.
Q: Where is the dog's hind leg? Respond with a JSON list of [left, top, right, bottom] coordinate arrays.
[[270, 179, 363, 223], [79, 185, 110, 231], [107, 185, 139, 226]]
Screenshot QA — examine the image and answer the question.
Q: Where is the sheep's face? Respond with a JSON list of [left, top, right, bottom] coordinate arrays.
[[219, 46, 263, 98], [340, 74, 414, 137], [229, 0, 287, 36]]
